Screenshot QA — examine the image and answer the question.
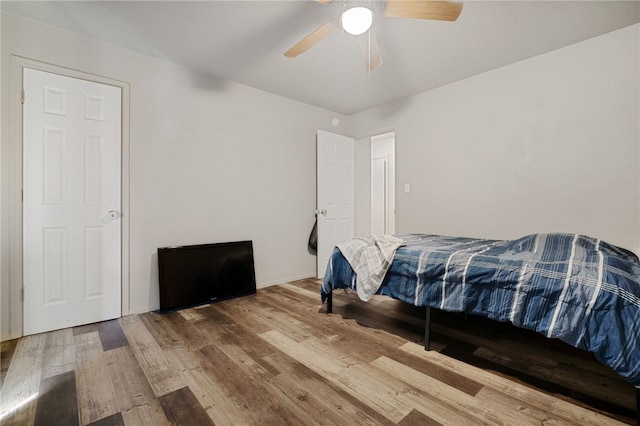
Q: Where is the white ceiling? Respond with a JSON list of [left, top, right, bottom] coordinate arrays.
[[2, 1, 639, 115]]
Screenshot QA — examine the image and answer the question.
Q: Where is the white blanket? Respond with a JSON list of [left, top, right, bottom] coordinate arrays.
[[336, 235, 405, 301]]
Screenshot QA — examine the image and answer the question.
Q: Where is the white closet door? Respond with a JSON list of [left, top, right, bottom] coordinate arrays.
[[23, 68, 122, 335]]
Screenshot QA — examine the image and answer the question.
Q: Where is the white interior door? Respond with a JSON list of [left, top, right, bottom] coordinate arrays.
[[316, 130, 355, 278], [23, 68, 122, 335]]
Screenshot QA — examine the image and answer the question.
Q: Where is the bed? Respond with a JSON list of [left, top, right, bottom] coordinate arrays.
[[321, 233, 640, 421]]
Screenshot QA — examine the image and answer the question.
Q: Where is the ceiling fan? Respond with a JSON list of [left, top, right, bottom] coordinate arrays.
[[284, 0, 464, 71]]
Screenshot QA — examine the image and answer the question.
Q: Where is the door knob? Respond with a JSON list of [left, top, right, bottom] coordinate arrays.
[[102, 210, 120, 224]]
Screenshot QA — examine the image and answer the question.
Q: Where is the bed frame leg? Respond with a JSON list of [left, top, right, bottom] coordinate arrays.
[[636, 388, 640, 426], [424, 306, 431, 351], [326, 292, 333, 314]]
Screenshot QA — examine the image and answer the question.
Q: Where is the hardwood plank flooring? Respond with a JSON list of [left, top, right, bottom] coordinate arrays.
[[1, 338, 18, 387], [157, 386, 214, 426], [33, 370, 78, 426], [1, 278, 637, 425]]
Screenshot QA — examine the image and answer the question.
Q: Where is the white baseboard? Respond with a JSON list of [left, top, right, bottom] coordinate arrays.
[[256, 273, 317, 289]]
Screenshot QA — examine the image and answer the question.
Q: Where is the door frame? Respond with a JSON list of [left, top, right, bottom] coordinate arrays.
[[354, 130, 398, 237], [5, 55, 131, 339]]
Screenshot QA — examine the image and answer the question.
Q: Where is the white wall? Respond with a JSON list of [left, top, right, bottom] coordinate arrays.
[[1, 12, 346, 338], [350, 24, 640, 254]]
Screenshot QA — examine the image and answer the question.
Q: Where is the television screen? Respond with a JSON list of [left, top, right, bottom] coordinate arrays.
[[157, 240, 256, 312]]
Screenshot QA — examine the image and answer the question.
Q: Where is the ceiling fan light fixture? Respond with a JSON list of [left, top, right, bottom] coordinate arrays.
[[341, 7, 373, 35]]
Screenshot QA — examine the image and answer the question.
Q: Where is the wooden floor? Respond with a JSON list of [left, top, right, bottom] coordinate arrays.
[[1, 278, 637, 425]]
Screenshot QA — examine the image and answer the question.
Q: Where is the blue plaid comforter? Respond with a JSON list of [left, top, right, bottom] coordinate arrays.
[[321, 233, 640, 387]]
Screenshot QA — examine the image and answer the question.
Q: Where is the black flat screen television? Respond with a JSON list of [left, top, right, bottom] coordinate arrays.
[[157, 240, 256, 312]]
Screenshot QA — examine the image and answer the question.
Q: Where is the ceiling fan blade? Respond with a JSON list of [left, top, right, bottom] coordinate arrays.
[[284, 20, 336, 58], [357, 29, 383, 71], [384, 0, 463, 21]]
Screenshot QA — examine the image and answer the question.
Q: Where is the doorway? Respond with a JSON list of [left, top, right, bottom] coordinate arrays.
[[370, 132, 396, 235]]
